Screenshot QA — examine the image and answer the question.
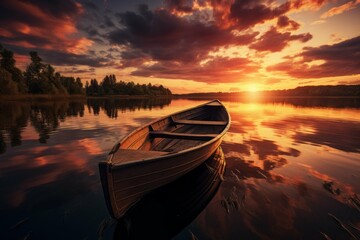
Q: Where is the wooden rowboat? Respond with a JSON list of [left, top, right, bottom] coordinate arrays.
[[99, 100, 230, 219], [114, 147, 226, 239]]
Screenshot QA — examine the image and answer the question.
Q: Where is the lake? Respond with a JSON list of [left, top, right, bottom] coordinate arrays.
[[1, 97, 360, 239]]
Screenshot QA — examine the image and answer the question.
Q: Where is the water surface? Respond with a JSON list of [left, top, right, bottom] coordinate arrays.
[[0, 97, 359, 239]]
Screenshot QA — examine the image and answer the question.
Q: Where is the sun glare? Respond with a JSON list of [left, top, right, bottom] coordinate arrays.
[[247, 84, 259, 93]]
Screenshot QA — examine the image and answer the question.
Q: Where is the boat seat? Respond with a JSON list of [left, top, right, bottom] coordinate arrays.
[[150, 131, 217, 140], [173, 119, 227, 126]]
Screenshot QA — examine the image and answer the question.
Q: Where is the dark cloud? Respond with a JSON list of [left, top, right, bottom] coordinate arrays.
[[250, 27, 312, 52], [107, 47, 121, 52], [102, 1, 318, 82], [0, 0, 325, 83], [0, 0, 82, 26], [277, 15, 300, 30], [62, 67, 96, 74], [104, 15, 116, 27], [40, 50, 113, 67], [229, 0, 291, 29], [0, 0, 93, 57], [3, 43, 112, 67], [26, 0, 82, 18], [107, 4, 261, 81], [80, 26, 101, 37], [82, 1, 99, 11], [165, 0, 193, 13], [268, 36, 360, 78], [131, 57, 259, 83]]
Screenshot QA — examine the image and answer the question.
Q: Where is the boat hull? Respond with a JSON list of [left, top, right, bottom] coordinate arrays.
[[114, 147, 226, 239], [99, 136, 223, 219]]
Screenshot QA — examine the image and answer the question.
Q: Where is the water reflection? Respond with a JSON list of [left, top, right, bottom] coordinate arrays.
[[113, 147, 226, 240], [0, 98, 172, 154], [87, 98, 172, 118], [183, 100, 360, 240], [1, 98, 359, 240], [263, 116, 360, 153], [188, 96, 360, 109]]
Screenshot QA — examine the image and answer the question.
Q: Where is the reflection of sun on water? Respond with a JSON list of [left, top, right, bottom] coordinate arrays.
[[245, 84, 262, 100]]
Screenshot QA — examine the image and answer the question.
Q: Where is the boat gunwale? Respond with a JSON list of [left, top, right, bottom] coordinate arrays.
[[105, 99, 231, 169]]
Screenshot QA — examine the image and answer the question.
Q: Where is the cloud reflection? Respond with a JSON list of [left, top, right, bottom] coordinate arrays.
[[263, 116, 360, 153]]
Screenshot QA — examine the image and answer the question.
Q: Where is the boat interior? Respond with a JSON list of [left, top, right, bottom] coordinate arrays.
[[111, 101, 228, 163]]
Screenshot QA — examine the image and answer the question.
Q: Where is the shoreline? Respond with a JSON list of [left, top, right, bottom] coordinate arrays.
[[173, 95, 360, 99], [1, 94, 359, 102], [0, 94, 172, 101]]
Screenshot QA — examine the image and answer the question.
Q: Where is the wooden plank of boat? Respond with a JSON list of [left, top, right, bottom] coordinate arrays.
[[172, 119, 227, 126], [111, 149, 168, 164], [149, 131, 217, 140], [113, 147, 226, 239], [98, 99, 231, 219]]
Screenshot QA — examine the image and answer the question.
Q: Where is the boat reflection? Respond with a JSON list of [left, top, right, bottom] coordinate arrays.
[[113, 147, 226, 240]]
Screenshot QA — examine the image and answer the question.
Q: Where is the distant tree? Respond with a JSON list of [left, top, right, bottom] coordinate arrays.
[[0, 68, 18, 94], [60, 76, 84, 95], [0, 44, 26, 93], [87, 78, 103, 96], [85, 74, 172, 97], [76, 77, 83, 89], [24, 51, 47, 94], [44, 64, 67, 94], [0, 45, 87, 96], [85, 81, 90, 95], [24, 51, 71, 94]]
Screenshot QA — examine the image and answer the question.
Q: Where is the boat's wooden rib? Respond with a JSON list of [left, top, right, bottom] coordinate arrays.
[[149, 131, 217, 140], [113, 151, 212, 195], [173, 119, 227, 126], [112, 149, 168, 164], [99, 99, 230, 219]]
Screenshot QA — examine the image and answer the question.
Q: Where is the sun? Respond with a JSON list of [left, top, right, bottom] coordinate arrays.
[[247, 84, 259, 93]]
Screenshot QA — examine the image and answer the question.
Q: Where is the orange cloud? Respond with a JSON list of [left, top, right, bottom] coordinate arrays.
[[0, 0, 93, 54], [290, 0, 330, 11], [321, 0, 360, 19], [250, 27, 312, 52], [131, 57, 259, 83], [268, 36, 360, 78], [277, 15, 301, 31]]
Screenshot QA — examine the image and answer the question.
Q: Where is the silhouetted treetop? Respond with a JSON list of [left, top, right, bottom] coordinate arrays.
[[0, 45, 26, 94], [85, 75, 172, 96], [0, 45, 83, 95]]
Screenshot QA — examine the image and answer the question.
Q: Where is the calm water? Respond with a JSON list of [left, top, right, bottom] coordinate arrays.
[[1, 97, 360, 239]]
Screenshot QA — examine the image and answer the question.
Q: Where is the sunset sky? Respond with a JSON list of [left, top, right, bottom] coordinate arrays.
[[0, 0, 359, 93]]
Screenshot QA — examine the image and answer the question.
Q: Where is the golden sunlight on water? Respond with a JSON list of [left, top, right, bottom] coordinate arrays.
[[0, 98, 359, 239], [184, 99, 360, 240]]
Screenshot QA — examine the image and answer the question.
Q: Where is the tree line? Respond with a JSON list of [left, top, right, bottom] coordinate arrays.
[[262, 85, 360, 97], [0, 44, 83, 95], [177, 85, 360, 99], [0, 44, 172, 97], [85, 75, 172, 96]]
